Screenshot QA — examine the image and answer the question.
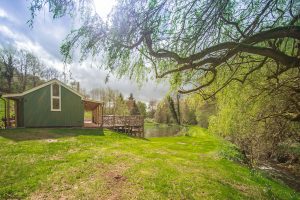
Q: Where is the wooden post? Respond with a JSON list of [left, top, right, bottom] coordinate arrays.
[[96, 106, 99, 125], [97, 108, 98, 124], [126, 117, 128, 131], [6, 99, 10, 127], [95, 107, 97, 125], [101, 104, 104, 127], [92, 109, 94, 124], [14, 100, 17, 127], [94, 108, 97, 124], [1, 97, 7, 129], [94, 109, 97, 124], [113, 115, 115, 129], [95, 107, 97, 124], [96, 108, 98, 124], [97, 106, 100, 125]]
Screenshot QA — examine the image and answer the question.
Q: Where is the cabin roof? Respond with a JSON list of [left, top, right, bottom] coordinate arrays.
[[2, 79, 84, 99]]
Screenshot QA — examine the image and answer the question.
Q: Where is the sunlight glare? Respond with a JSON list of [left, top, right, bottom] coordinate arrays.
[[93, 0, 116, 20]]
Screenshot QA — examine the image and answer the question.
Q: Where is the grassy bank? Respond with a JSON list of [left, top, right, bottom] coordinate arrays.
[[0, 127, 298, 199]]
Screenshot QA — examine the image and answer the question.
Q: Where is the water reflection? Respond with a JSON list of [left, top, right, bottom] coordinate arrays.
[[144, 125, 182, 138]]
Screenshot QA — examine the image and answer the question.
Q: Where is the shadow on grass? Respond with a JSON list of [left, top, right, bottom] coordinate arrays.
[[0, 128, 104, 142]]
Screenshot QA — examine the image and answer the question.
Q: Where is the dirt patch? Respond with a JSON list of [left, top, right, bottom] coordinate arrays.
[[104, 164, 129, 200], [46, 139, 58, 143], [48, 154, 64, 161], [219, 179, 251, 194]]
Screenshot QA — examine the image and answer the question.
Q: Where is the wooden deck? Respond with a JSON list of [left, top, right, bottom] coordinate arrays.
[[84, 115, 144, 137], [102, 115, 144, 137], [84, 121, 102, 128]]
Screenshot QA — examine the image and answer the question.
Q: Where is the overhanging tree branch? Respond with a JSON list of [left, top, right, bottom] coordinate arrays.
[[28, 0, 300, 96]]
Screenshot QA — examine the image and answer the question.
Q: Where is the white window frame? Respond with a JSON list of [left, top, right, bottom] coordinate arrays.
[[51, 83, 61, 111]]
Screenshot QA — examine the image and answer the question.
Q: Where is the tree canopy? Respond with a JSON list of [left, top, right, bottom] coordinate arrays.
[[29, 0, 299, 102]]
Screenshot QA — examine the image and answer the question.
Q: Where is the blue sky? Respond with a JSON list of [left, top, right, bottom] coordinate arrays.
[[0, 0, 168, 102]]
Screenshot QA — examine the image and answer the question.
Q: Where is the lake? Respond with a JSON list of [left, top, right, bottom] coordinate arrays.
[[144, 125, 182, 138]]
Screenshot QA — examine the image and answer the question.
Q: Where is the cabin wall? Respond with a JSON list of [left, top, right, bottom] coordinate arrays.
[[23, 85, 84, 127]]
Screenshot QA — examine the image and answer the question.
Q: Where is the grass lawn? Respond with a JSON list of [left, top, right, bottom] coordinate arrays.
[[84, 111, 92, 120], [0, 127, 298, 199]]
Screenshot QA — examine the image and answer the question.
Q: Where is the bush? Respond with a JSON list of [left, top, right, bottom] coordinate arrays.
[[208, 67, 300, 166]]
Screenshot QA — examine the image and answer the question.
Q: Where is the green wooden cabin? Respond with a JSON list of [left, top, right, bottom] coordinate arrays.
[[2, 79, 103, 128]]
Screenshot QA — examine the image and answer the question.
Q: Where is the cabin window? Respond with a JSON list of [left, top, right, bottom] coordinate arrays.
[[52, 83, 59, 97], [51, 83, 61, 111]]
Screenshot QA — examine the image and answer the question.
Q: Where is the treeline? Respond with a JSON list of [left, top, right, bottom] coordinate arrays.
[[89, 88, 147, 117], [0, 46, 63, 94], [151, 95, 215, 127]]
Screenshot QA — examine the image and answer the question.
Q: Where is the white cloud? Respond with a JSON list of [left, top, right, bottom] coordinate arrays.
[[71, 61, 169, 102], [0, 24, 64, 72], [0, 8, 7, 18], [0, 7, 18, 23], [0, 24, 15, 38]]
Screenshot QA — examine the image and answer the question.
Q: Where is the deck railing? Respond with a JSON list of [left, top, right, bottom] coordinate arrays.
[[102, 115, 143, 127], [102, 115, 144, 137]]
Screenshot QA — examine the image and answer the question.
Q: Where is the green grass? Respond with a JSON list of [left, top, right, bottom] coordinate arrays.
[[84, 111, 92, 120], [0, 127, 298, 199]]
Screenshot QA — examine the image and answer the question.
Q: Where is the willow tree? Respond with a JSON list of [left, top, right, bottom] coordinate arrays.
[[29, 0, 300, 119]]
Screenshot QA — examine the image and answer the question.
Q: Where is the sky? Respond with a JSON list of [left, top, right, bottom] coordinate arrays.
[[0, 0, 168, 102]]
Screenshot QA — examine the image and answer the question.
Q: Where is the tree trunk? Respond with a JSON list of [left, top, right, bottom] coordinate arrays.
[[167, 96, 180, 125], [33, 76, 37, 87], [22, 70, 27, 91], [6, 100, 10, 127]]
